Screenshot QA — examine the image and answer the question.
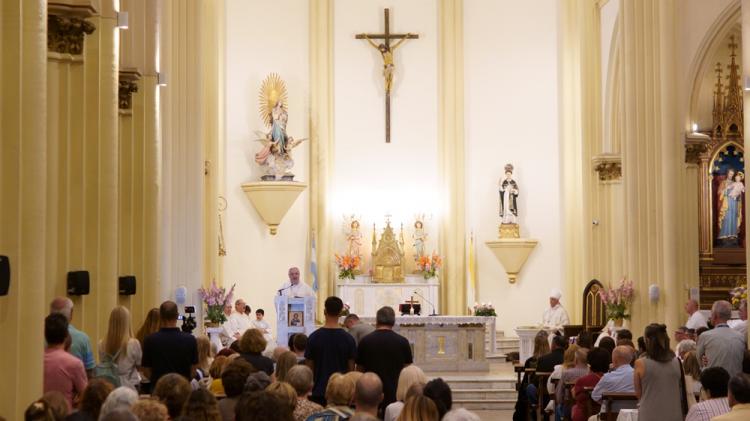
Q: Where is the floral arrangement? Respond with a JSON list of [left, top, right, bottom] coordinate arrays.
[[197, 280, 236, 325], [730, 286, 747, 309], [416, 252, 442, 280], [340, 302, 351, 317], [335, 254, 361, 280], [474, 302, 497, 317], [598, 278, 635, 320]]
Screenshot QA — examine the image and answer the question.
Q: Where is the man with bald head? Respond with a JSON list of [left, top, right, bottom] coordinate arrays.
[[698, 300, 747, 377], [278, 266, 315, 297], [141, 300, 198, 385], [591, 346, 636, 414], [354, 372, 384, 418], [49, 297, 95, 375], [685, 299, 708, 330]]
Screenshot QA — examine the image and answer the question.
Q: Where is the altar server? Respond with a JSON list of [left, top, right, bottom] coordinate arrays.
[[543, 289, 570, 331]]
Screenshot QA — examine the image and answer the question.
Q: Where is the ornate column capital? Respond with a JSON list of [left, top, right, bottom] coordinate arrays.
[[48, 1, 97, 55], [592, 154, 622, 181], [118, 69, 142, 112], [684, 132, 711, 165]]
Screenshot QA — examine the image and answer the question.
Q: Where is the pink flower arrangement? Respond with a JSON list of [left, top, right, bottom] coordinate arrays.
[[197, 280, 236, 324], [598, 278, 635, 320]]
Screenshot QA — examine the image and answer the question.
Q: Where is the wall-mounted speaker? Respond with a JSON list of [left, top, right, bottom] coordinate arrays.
[[119, 276, 136, 295], [0, 255, 9, 296], [67, 271, 90, 295]]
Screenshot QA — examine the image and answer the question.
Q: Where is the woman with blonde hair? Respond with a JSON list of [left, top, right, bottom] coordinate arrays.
[[195, 335, 213, 380], [384, 365, 427, 421], [135, 308, 160, 345], [397, 395, 439, 421], [267, 381, 298, 411], [275, 351, 299, 382], [99, 306, 142, 390]]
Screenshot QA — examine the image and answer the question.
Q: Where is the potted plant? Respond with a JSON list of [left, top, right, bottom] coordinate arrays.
[[598, 278, 634, 326], [197, 280, 236, 327]]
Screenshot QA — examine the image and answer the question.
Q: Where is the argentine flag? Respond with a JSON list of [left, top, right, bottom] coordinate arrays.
[[311, 231, 319, 292]]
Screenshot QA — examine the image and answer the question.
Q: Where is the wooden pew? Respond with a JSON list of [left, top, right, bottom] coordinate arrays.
[[535, 372, 553, 420], [599, 392, 638, 421]]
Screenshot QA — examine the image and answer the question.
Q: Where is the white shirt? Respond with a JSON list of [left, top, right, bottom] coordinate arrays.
[[97, 338, 142, 390], [686, 311, 708, 330], [733, 320, 747, 337], [252, 319, 274, 343], [543, 303, 570, 330], [279, 280, 315, 297]]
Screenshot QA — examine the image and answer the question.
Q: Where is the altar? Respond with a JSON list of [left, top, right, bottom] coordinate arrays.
[[337, 274, 439, 317], [356, 315, 494, 371]]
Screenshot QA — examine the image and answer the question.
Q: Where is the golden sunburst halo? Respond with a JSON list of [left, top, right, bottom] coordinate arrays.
[[258, 73, 288, 127]]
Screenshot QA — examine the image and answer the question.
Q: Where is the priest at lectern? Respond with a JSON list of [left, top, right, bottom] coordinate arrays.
[[542, 288, 570, 331], [278, 266, 315, 297]]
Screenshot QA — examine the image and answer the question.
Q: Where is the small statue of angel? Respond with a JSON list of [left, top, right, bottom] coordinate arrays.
[[412, 215, 428, 259], [343, 215, 363, 257]]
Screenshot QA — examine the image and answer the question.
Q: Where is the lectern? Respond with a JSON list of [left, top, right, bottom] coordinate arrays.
[[275, 295, 316, 347]]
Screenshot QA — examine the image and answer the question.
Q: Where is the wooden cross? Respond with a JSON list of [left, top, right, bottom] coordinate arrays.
[[356, 8, 419, 143]]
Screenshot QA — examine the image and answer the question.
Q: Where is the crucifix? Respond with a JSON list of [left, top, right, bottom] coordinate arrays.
[[356, 8, 419, 143]]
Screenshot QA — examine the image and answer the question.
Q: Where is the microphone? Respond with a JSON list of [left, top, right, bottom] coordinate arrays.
[[413, 290, 438, 316], [278, 285, 292, 296]]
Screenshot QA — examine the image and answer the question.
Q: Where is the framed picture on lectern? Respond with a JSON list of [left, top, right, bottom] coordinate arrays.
[[288, 311, 304, 327]]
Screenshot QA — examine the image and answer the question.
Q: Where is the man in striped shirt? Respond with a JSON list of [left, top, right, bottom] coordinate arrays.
[[685, 367, 730, 421]]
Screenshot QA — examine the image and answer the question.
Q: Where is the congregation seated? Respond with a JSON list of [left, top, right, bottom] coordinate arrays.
[[682, 351, 702, 403], [218, 358, 254, 421], [597, 337, 615, 355], [423, 378, 453, 419], [383, 365, 427, 421], [286, 365, 324, 421], [276, 350, 301, 382], [66, 378, 113, 421], [239, 328, 275, 376], [571, 347, 610, 421], [353, 372, 384, 418], [526, 334, 567, 415], [713, 373, 750, 421], [685, 367, 731, 421], [554, 346, 589, 418], [590, 346, 636, 418]]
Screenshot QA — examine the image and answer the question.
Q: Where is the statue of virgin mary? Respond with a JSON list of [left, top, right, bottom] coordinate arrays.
[[718, 169, 745, 243]]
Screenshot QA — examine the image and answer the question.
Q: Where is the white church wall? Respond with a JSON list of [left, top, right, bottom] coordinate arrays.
[[464, 0, 563, 336], [331, 0, 440, 272], [223, 0, 310, 333]]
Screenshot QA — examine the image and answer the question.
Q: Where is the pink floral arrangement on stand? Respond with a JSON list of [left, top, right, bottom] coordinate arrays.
[[598, 278, 635, 323], [197, 280, 236, 325]]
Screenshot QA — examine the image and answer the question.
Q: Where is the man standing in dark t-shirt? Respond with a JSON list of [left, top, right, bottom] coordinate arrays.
[[356, 306, 413, 412], [142, 301, 198, 386], [305, 296, 357, 406]]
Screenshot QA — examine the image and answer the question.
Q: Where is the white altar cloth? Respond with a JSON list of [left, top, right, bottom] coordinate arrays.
[[356, 315, 497, 354], [337, 275, 439, 318]]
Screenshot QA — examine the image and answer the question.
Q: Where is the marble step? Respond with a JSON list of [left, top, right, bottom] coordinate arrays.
[[452, 399, 516, 410], [439, 378, 516, 390], [451, 388, 518, 401]]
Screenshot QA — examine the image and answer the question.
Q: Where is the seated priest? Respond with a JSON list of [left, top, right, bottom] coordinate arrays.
[[278, 266, 315, 297], [543, 289, 570, 331]]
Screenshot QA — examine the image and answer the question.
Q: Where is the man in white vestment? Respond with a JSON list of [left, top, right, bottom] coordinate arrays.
[[222, 298, 252, 345], [220, 303, 236, 345], [278, 267, 315, 297], [542, 289, 570, 331], [685, 299, 708, 330]]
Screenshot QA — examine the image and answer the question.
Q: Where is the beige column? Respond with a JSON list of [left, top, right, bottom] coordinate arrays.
[[78, 0, 119, 344], [309, 0, 335, 317], [618, 0, 680, 333], [560, 0, 601, 322], [0, 0, 48, 417], [437, 0, 467, 315], [742, 0, 750, 344], [159, 0, 222, 306], [119, 0, 162, 323]]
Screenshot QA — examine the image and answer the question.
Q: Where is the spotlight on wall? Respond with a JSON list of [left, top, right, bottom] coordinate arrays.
[[116, 11, 129, 29], [157, 72, 168, 87], [691, 122, 698, 133], [745, 76, 750, 91]]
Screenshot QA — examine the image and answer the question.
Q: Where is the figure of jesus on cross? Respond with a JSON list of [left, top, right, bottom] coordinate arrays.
[[356, 9, 419, 143]]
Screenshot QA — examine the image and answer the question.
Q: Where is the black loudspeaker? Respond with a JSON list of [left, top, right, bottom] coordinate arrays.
[[119, 275, 136, 295], [0, 255, 9, 296], [67, 271, 90, 295]]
